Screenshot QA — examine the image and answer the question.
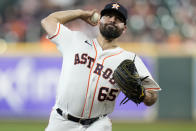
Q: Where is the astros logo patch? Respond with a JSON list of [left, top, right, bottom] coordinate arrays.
[[112, 3, 120, 9]]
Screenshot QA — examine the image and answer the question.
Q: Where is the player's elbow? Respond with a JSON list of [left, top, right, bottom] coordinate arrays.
[[41, 18, 50, 34], [143, 90, 158, 106], [41, 17, 49, 29], [41, 18, 45, 28], [41, 14, 57, 27], [144, 98, 157, 106], [41, 16, 58, 36]]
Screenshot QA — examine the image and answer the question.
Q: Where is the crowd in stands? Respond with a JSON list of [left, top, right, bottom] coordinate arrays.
[[1, 0, 196, 44]]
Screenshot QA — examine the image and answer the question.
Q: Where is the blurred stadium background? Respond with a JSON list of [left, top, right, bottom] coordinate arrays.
[[0, 0, 196, 131]]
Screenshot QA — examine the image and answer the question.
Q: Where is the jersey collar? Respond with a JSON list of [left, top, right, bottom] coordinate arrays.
[[93, 38, 122, 53]]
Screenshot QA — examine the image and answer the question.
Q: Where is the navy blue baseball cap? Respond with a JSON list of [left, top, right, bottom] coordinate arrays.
[[101, 2, 128, 24]]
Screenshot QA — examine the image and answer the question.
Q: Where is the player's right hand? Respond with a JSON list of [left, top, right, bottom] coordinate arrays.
[[80, 9, 99, 26]]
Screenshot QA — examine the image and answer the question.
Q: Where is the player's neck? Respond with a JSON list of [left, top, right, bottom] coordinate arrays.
[[97, 34, 118, 50]]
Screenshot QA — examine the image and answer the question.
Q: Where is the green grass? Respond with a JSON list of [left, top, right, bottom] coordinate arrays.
[[112, 122, 196, 131], [0, 120, 47, 131], [0, 120, 196, 131]]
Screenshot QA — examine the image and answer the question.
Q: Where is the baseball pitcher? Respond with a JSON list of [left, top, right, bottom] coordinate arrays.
[[41, 2, 161, 131]]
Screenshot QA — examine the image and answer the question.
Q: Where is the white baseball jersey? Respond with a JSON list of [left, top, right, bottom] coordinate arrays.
[[48, 23, 161, 119]]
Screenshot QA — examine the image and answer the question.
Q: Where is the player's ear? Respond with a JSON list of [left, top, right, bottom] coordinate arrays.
[[122, 25, 127, 34]]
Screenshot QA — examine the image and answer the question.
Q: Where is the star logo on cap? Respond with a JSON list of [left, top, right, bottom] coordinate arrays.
[[112, 3, 120, 10]]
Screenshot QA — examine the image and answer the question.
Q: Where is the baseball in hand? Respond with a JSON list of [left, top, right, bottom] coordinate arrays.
[[91, 12, 100, 23]]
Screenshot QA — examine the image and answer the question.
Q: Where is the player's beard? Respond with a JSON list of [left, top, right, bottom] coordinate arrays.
[[99, 23, 123, 41]]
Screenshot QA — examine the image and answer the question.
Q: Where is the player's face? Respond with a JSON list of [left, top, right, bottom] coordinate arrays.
[[99, 12, 126, 40]]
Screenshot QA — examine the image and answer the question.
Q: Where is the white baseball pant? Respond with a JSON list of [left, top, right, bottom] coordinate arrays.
[[45, 109, 112, 131]]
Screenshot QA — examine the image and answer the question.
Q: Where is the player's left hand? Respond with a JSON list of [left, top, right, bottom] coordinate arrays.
[[113, 58, 148, 105], [80, 9, 99, 26]]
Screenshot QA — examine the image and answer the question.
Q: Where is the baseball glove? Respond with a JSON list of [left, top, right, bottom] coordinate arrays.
[[113, 55, 148, 105]]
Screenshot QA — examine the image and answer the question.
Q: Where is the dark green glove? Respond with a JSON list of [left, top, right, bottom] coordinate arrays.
[[113, 57, 148, 105]]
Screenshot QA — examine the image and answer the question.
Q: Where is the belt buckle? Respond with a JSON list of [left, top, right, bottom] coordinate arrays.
[[83, 118, 95, 125], [80, 119, 87, 125]]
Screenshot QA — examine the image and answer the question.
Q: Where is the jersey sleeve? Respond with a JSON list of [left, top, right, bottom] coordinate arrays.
[[134, 55, 161, 91], [47, 23, 86, 54]]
